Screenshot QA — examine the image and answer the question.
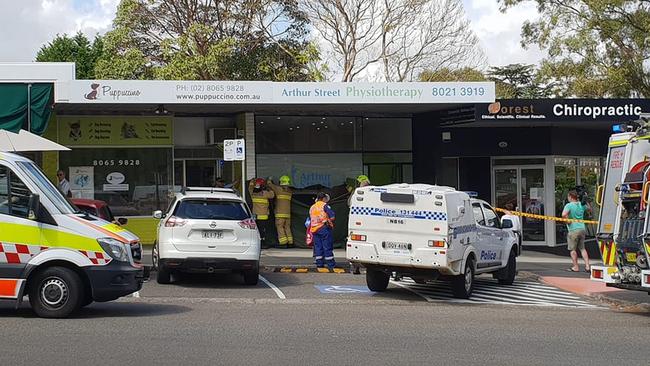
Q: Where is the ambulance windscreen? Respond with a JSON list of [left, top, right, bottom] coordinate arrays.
[[380, 192, 415, 204]]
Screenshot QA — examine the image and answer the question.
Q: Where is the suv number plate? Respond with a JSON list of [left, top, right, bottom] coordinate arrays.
[[384, 242, 410, 250], [202, 230, 223, 239]]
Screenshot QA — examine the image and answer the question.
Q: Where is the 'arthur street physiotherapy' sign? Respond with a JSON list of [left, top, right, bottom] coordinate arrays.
[[476, 99, 650, 122], [58, 80, 495, 104]]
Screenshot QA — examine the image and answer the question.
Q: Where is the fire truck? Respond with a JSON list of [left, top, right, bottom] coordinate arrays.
[[591, 115, 650, 293]]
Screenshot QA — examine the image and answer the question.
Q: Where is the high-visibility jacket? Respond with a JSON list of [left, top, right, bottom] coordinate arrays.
[[309, 201, 335, 233], [249, 187, 275, 221], [268, 182, 292, 219]]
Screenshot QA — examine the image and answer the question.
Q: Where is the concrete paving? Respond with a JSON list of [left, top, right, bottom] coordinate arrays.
[[1, 297, 649, 365]]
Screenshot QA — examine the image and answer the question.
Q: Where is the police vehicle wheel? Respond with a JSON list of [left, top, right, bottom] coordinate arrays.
[[498, 251, 517, 285], [452, 259, 474, 299], [243, 268, 259, 286], [366, 269, 389, 292], [29, 266, 83, 318]]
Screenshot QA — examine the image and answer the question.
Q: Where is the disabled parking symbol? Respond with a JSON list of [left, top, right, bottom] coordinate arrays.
[[314, 285, 372, 294]]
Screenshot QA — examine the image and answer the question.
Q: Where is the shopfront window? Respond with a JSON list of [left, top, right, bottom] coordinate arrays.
[[554, 157, 602, 243], [256, 116, 362, 153], [59, 148, 174, 216]]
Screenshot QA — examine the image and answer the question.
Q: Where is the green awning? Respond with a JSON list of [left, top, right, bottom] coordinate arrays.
[[0, 83, 53, 135]]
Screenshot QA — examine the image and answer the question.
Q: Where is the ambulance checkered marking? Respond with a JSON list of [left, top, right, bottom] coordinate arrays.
[[0, 243, 47, 264], [0, 242, 111, 265], [350, 207, 447, 221], [79, 250, 112, 265]]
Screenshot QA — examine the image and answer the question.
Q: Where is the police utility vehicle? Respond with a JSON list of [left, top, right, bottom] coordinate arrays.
[[347, 184, 520, 298], [0, 152, 144, 318]]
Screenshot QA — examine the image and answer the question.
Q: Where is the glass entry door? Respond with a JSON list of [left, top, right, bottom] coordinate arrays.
[[494, 166, 546, 244]]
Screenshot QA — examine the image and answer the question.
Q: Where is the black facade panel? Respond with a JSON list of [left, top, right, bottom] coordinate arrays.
[[412, 112, 439, 184], [549, 128, 610, 156], [458, 157, 491, 200], [441, 127, 553, 157]]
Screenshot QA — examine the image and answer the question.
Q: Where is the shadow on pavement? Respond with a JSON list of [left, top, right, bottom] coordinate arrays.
[[0, 302, 191, 319]]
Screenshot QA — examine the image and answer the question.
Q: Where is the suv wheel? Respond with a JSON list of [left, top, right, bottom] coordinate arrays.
[[366, 269, 390, 292], [243, 268, 259, 286], [451, 258, 474, 299], [153, 243, 172, 284]]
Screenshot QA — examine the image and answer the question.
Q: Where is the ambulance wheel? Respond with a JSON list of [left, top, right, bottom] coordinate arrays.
[[498, 251, 517, 285], [452, 259, 474, 299], [366, 269, 390, 292], [29, 266, 83, 318]]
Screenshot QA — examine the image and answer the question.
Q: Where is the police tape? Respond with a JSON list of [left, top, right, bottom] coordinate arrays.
[[494, 208, 598, 224]]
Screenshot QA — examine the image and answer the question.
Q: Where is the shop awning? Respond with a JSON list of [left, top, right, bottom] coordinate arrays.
[[0, 129, 70, 152], [0, 83, 53, 135]]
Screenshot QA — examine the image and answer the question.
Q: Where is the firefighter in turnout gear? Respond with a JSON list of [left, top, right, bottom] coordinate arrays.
[[310, 192, 336, 268], [249, 178, 275, 248], [268, 175, 294, 248]]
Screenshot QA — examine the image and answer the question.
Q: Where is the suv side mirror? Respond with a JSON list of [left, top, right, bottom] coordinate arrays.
[[28, 193, 40, 221], [153, 210, 163, 219], [117, 217, 128, 225], [501, 218, 514, 229]]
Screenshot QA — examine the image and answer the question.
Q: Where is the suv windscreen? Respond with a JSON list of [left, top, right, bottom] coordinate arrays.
[[174, 199, 249, 220]]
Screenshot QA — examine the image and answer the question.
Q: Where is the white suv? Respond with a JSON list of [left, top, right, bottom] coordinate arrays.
[[152, 188, 261, 285]]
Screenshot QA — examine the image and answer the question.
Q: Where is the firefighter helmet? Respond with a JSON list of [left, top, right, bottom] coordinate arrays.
[[254, 178, 266, 189], [357, 175, 370, 184], [279, 175, 291, 186]]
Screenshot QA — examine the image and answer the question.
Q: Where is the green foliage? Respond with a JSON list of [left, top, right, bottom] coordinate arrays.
[[36, 32, 104, 79], [95, 0, 324, 81], [487, 63, 557, 98], [501, 0, 650, 97], [419, 67, 487, 82]]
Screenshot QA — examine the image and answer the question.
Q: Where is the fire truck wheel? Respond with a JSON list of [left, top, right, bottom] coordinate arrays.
[[28, 266, 83, 318], [452, 258, 475, 299], [366, 269, 390, 292]]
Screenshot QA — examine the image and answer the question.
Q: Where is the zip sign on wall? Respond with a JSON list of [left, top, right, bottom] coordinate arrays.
[[223, 139, 245, 161]]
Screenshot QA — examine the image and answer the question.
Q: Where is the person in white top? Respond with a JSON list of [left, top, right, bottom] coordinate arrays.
[[57, 169, 72, 198]]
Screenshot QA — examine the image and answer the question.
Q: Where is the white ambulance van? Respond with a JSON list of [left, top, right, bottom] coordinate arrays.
[[0, 152, 145, 318], [347, 184, 520, 298]]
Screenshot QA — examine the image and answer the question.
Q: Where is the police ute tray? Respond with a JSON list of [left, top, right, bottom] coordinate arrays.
[[380, 192, 414, 204]]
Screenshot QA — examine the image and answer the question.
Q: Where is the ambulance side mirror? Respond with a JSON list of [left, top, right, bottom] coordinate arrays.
[[501, 218, 514, 229], [153, 210, 163, 219], [28, 193, 40, 221]]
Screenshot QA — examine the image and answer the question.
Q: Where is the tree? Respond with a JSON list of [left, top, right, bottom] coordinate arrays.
[[501, 0, 650, 97], [302, 0, 483, 81], [419, 67, 487, 82], [95, 0, 324, 81], [487, 63, 556, 98], [36, 32, 104, 79]]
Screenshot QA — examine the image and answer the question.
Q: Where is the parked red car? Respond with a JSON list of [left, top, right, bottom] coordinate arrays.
[[71, 198, 128, 226]]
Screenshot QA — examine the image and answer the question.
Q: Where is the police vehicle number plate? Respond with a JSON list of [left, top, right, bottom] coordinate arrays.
[[385, 242, 409, 250], [202, 231, 223, 239]]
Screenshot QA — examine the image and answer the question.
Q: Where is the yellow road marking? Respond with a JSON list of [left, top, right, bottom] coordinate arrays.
[[280, 268, 293, 273], [332, 268, 345, 274], [317, 268, 330, 273], [296, 268, 309, 273]]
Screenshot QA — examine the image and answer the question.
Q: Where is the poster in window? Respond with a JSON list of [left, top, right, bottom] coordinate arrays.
[[69, 166, 94, 199]]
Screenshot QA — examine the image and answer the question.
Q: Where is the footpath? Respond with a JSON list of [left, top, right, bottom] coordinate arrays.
[[260, 247, 650, 308]]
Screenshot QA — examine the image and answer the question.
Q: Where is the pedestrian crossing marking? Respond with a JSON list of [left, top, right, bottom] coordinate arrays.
[[392, 277, 602, 308]]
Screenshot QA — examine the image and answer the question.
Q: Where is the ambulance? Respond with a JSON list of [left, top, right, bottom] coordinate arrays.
[[347, 184, 520, 298], [0, 152, 144, 318]]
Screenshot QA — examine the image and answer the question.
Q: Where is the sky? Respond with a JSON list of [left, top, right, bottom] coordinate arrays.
[[0, 0, 544, 69]]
